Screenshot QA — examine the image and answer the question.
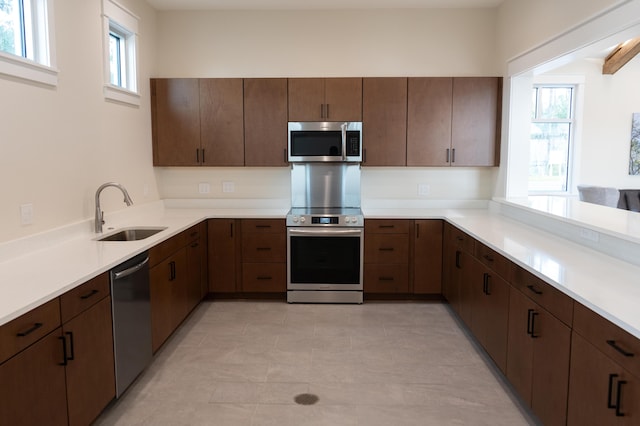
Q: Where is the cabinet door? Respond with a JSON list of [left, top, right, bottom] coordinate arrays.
[[468, 257, 509, 372], [407, 77, 453, 166], [288, 78, 325, 121], [64, 297, 115, 426], [364, 263, 409, 293], [186, 237, 204, 313], [324, 78, 363, 121], [0, 329, 68, 426], [413, 220, 443, 294], [364, 234, 409, 264], [530, 303, 571, 426], [362, 77, 407, 166], [451, 77, 500, 166], [208, 219, 238, 293], [151, 78, 201, 166], [200, 78, 245, 166], [506, 288, 535, 405], [244, 78, 288, 166], [150, 249, 188, 352], [568, 332, 639, 425], [242, 263, 286, 293]]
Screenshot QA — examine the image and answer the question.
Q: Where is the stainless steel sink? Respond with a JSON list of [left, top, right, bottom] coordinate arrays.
[[96, 227, 167, 242]]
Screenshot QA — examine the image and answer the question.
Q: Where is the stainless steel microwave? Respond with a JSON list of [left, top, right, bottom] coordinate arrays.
[[288, 122, 362, 163]]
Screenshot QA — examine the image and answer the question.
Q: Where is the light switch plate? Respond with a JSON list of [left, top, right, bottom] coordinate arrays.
[[20, 203, 33, 225], [198, 183, 211, 194], [418, 184, 430, 196], [222, 181, 235, 193]]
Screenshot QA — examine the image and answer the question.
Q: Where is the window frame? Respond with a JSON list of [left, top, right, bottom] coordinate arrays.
[[528, 83, 578, 195], [0, 0, 57, 86], [102, 0, 139, 106]]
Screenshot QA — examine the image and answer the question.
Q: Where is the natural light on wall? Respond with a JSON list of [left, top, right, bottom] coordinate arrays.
[[0, 0, 57, 86], [102, 0, 139, 106]]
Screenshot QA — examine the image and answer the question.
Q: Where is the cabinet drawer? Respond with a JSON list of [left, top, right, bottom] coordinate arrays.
[[185, 221, 205, 243], [365, 219, 411, 234], [242, 263, 286, 292], [60, 272, 110, 323], [364, 234, 409, 264], [242, 233, 286, 262], [364, 264, 409, 293], [0, 298, 61, 364], [573, 302, 640, 378], [474, 242, 510, 279], [242, 219, 285, 233], [149, 230, 188, 267], [447, 224, 474, 253], [510, 264, 573, 326]]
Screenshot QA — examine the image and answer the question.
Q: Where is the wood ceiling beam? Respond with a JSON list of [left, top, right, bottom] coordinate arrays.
[[602, 37, 640, 75]]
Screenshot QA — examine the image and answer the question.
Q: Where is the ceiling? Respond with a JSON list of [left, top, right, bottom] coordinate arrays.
[[146, 0, 505, 10]]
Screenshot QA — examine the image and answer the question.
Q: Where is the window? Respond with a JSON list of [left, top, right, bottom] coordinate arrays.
[[0, 0, 57, 86], [102, 0, 139, 105], [529, 85, 575, 193]]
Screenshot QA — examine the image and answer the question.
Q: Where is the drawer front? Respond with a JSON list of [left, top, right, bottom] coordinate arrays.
[[364, 234, 409, 264], [510, 264, 574, 326], [242, 263, 286, 292], [364, 264, 409, 293], [365, 219, 411, 234], [242, 233, 286, 262], [573, 302, 640, 378], [185, 221, 205, 243], [474, 242, 510, 279], [242, 219, 285, 234], [447, 224, 474, 253], [60, 272, 110, 323], [0, 298, 61, 364], [149, 230, 188, 267]]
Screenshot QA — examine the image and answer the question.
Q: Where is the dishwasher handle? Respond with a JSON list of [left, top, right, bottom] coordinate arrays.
[[113, 256, 149, 280]]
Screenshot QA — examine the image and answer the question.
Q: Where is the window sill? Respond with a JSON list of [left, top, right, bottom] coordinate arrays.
[[0, 51, 58, 87], [104, 84, 140, 106]]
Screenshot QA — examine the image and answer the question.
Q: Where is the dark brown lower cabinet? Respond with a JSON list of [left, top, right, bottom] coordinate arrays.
[[208, 218, 239, 293], [467, 256, 509, 372], [567, 332, 639, 425], [506, 288, 571, 426], [63, 297, 116, 426], [0, 329, 68, 425], [413, 220, 443, 294]]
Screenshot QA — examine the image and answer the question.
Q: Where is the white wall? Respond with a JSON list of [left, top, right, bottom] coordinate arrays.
[[153, 8, 500, 204], [0, 0, 159, 242], [554, 57, 640, 189]]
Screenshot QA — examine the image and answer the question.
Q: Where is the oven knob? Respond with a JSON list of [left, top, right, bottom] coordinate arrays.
[[351, 216, 358, 224], [292, 216, 299, 223], [345, 217, 350, 224], [300, 217, 306, 223]]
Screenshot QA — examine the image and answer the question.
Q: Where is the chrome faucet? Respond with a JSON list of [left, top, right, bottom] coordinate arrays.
[[95, 182, 134, 233]]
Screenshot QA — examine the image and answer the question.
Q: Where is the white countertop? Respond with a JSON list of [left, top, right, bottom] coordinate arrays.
[[2, 199, 640, 343]]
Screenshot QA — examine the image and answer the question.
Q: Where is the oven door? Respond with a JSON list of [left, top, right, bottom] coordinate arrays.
[[287, 227, 363, 291]]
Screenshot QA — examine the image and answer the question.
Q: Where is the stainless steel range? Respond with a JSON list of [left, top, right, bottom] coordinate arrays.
[[286, 154, 364, 303]]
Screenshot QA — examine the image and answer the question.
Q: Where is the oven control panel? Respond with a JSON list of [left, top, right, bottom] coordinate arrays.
[[287, 213, 363, 227]]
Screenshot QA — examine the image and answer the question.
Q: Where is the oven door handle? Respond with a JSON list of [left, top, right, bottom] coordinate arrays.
[[288, 228, 363, 237]]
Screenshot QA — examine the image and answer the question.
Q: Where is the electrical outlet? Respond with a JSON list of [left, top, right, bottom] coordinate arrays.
[[222, 181, 235, 193], [198, 182, 211, 194], [579, 228, 599, 242], [20, 203, 33, 225], [418, 184, 430, 196]]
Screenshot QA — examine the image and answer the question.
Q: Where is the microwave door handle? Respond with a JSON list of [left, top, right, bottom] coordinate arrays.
[[341, 122, 347, 161]]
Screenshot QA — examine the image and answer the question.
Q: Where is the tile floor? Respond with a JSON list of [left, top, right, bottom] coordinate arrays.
[[96, 300, 536, 425]]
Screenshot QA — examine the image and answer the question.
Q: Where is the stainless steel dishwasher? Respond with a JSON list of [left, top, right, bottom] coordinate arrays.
[[110, 251, 152, 398]]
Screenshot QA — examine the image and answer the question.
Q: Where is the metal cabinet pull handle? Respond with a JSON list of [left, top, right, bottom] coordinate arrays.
[[526, 285, 543, 295], [607, 373, 619, 409], [66, 331, 75, 361], [455, 250, 461, 269], [615, 380, 627, 417], [526, 309, 534, 336], [446, 148, 450, 163], [379, 277, 395, 281], [256, 247, 271, 251], [59, 335, 68, 366], [201, 149, 205, 163], [483, 273, 491, 295], [379, 247, 394, 252], [17, 322, 43, 337], [451, 148, 456, 163], [483, 254, 494, 262], [607, 340, 635, 357], [530, 311, 539, 338], [169, 261, 176, 281], [257, 276, 272, 280], [416, 224, 420, 239], [80, 289, 99, 300]]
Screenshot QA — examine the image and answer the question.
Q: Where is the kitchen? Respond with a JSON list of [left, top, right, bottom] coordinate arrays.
[[2, 0, 640, 425]]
